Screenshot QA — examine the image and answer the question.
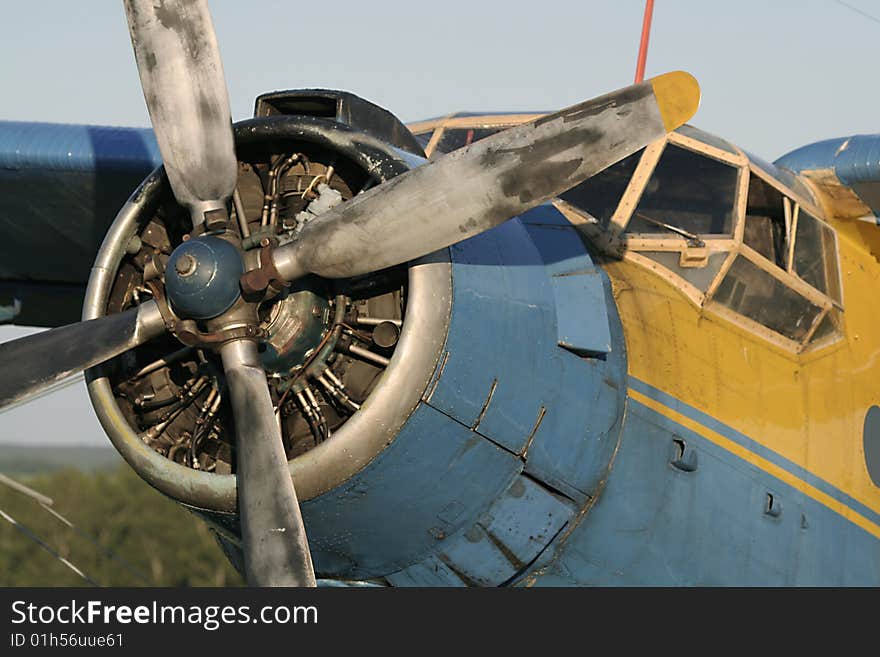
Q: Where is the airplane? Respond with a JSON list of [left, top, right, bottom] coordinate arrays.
[[0, 0, 878, 587]]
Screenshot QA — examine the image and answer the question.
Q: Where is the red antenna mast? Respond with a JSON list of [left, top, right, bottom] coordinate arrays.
[[634, 0, 655, 83]]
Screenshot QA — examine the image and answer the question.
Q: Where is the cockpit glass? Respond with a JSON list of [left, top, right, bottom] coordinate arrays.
[[744, 175, 788, 269], [713, 256, 823, 342], [811, 310, 838, 343], [626, 145, 738, 236], [794, 209, 841, 303], [559, 148, 644, 227], [413, 131, 433, 150]]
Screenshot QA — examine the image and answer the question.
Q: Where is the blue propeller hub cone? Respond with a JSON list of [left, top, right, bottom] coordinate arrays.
[[165, 236, 243, 320]]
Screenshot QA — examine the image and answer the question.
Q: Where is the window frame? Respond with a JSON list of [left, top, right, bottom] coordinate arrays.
[[615, 133, 748, 242], [407, 114, 545, 158], [789, 203, 844, 307], [555, 130, 845, 355]]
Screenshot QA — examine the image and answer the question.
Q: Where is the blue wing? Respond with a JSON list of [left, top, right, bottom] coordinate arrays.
[[776, 134, 880, 220], [0, 121, 161, 327]]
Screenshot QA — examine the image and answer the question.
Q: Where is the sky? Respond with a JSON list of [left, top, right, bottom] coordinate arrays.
[[1, 0, 879, 445]]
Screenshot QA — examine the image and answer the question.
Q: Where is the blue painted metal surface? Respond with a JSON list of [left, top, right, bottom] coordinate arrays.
[[526, 381, 880, 586], [386, 474, 576, 586], [0, 121, 160, 325], [165, 236, 244, 320], [522, 349, 624, 504], [301, 203, 629, 583], [0, 121, 159, 173], [631, 380, 880, 527], [775, 134, 880, 214], [519, 209, 612, 355], [425, 217, 555, 454], [425, 204, 619, 457], [302, 403, 522, 578], [550, 272, 611, 355], [518, 208, 627, 503], [383, 554, 468, 586]]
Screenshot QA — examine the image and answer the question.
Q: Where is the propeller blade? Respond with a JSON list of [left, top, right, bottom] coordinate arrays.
[[123, 0, 237, 227], [271, 71, 700, 281], [219, 339, 316, 587], [0, 301, 165, 412]]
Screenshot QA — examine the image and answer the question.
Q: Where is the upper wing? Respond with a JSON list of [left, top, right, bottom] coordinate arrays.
[[0, 121, 160, 327], [776, 135, 880, 221]]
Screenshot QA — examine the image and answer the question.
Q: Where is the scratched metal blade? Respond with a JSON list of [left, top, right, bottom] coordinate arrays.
[[272, 72, 699, 281], [123, 0, 237, 225], [0, 301, 165, 412], [220, 340, 316, 587]]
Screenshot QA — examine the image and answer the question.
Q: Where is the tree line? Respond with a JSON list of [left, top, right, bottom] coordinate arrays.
[[0, 466, 243, 586]]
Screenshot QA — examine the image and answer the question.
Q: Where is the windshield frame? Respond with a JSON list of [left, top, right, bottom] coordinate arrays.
[[554, 130, 844, 355]]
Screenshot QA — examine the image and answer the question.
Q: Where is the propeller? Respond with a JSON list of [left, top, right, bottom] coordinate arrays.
[[0, 0, 701, 588], [122, 0, 238, 228], [122, 0, 315, 587], [271, 71, 699, 281], [0, 301, 165, 412], [220, 341, 315, 586]]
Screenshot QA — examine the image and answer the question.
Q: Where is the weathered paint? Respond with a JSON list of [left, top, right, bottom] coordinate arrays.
[[5, 104, 880, 585], [300, 203, 627, 581], [529, 391, 880, 585], [302, 402, 522, 578], [0, 121, 160, 326], [591, 210, 880, 532], [514, 125, 880, 585], [776, 135, 880, 217], [386, 474, 576, 586], [401, 114, 880, 585]]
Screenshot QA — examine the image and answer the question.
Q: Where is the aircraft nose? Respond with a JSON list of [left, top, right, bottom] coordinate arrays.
[[293, 203, 628, 584]]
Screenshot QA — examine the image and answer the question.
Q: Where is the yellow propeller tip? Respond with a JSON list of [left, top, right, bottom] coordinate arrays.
[[648, 71, 701, 132]]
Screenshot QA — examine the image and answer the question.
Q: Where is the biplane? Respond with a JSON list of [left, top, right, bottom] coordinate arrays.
[[0, 1, 878, 586]]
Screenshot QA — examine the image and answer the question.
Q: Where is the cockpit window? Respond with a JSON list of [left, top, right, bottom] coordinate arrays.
[[713, 256, 824, 342], [626, 144, 738, 236], [712, 169, 842, 346], [744, 175, 788, 269], [559, 148, 644, 227], [708, 169, 843, 347], [412, 131, 433, 150], [810, 309, 838, 343], [794, 208, 842, 303], [552, 128, 844, 353]]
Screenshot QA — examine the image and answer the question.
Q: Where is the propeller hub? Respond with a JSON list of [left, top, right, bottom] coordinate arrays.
[[165, 236, 243, 320], [174, 254, 198, 277]]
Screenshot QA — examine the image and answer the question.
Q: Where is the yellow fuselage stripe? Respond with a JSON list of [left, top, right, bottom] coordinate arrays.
[[628, 387, 880, 541]]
